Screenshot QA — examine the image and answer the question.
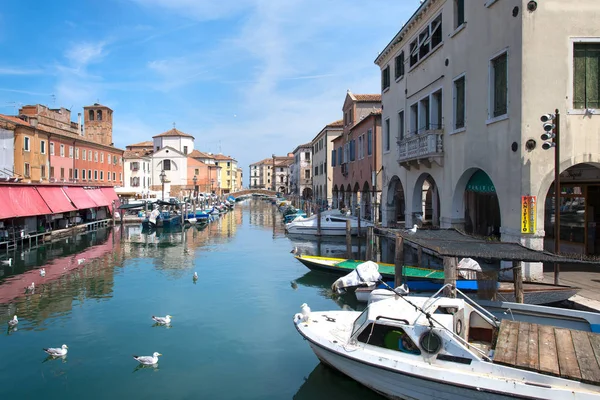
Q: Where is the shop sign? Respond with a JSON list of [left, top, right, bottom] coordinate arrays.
[[521, 196, 537, 234]]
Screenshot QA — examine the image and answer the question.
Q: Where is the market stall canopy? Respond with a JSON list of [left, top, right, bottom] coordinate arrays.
[[0, 186, 52, 219], [62, 187, 99, 210], [36, 187, 76, 214]]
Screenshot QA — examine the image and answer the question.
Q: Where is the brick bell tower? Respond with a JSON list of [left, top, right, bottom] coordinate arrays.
[[83, 103, 113, 145]]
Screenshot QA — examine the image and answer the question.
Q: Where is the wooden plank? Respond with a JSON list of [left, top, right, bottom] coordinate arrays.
[[538, 324, 560, 376], [394, 235, 404, 288], [555, 328, 582, 381], [515, 322, 531, 369], [494, 320, 519, 365], [527, 322, 540, 371], [572, 330, 600, 384], [588, 333, 600, 374]]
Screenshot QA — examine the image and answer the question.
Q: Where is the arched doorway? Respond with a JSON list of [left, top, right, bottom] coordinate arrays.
[[361, 181, 372, 221], [339, 186, 345, 209], [412, 174, 440, 227], [302, 187, 312, 200], [386, 176, 405, 227], [457, 169, 501, 237], [332, 185, 339, 209], [544, 163, 600, 255]]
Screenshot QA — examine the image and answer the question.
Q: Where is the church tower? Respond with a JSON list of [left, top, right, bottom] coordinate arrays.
[[83, 103, 113, 145]]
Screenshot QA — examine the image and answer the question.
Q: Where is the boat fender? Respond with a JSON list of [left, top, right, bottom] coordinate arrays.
[[419, 331, 443, 354], [455, 319, 463, 336]]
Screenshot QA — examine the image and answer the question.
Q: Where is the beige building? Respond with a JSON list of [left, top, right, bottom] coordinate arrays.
[[375, 0, 600, 279], [311, 120, 343, 207], [291, 144, 313, 199]]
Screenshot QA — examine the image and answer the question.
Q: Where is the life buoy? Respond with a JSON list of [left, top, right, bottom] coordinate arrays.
[[419, 331, 443, 354], [456, 319, 463, 336]]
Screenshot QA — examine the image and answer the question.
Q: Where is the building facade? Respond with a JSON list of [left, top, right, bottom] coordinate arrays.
[[122, 151, 152, 198], [214, 154, 239, 194], [291, 144, 313, 199], [311, 120, 343, 207], [375, 0, 600, 279]]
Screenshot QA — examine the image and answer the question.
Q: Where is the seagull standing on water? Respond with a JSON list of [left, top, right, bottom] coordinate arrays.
[[25, 282, 35, 294], [133, 352, 162, 365], [193, 272, 198, 281], [7, 315, 18, 328], [43, 344, 68, 357], [152, 315, 172, 325]]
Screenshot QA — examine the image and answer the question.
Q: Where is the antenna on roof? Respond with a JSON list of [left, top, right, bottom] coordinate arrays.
[[173, 122, 176, 129], [51, 94, 56, 106]]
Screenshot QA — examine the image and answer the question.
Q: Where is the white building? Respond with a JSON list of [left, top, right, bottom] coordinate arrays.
[[0, 127, 14, 179], [375, 0, 600, 280], [311, 120, 343, 207], [121, 150, 152, 198], [292, 143, 313, 199]]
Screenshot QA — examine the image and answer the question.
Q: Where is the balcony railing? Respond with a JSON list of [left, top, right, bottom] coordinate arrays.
[[397, 128, 444, 169]]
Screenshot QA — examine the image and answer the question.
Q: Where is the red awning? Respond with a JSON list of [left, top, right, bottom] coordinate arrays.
[[0, 186, 52, 219], [85, 189, 111, 207], [63, 187, 99, 209], [100, 187, 119, 205], [36, 187, 76, 214]]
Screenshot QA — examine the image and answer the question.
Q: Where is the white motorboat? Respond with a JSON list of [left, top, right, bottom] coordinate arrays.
[[294, 286, 600, 399], [285, 210, 374, 236]]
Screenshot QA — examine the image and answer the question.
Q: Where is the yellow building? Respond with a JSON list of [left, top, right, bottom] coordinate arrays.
[[213, 154, 238, 194]]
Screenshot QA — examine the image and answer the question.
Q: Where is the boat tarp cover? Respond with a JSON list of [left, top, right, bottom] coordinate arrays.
[[332, 261, 382, 294], [334, 259, 445, 280]]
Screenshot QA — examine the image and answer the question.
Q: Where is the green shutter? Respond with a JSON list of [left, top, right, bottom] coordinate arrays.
[[493, 54, 507, 117], [574, 45, 587, 109], [586, 44, 600, 109]]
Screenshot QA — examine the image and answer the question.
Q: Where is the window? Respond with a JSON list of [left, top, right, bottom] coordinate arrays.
[[227, 171, 230, 176], [384, 119, 391, 152], [367, 130, 373, 156], [358, 135, 364, 159], [94, 170, 98, 180], [88, 150, 92, 161], [304, 170, 310, 179], [24, 162, 30, 177], [88, 169, 92, 180], [82, 169, 87, 180], [88, 110, 94, 121], [419, 96, 431, 131], [113, 155, 117, 165], [398, 111, 405, 141], [395, 51, 405, 80], [305, 152, 310, 161], [69, 168, 73, 180], [410, 103, 419, 134], [156, 146, 160, 152], [69, 146, 73, 158], [410, 13, 442, 67], [107, 171, 110, 181], [332, 149, 337, 167], [455, 0, 465, 29], [100, 153, 104, 163], [314, 166, 318, 176], [382, 65, 390, 91], [574, 43, 600, 109], [113, 172, 116, 181], [40, 140, 45, 154], [100, 171, 104, 180], [23, 136, 30, 152], [350, 140, 356, 161], [183, 146, 188, 155], [97, 110, 102, 121], [431, 90, 443, 129], [41, 165, 46, 178], [454, 75, 466, 129], [74, 169, 78, 180], [82, 149, 87, 160], [491, 52, 508, 117], [50, 142, 55, 155], [163, 159, 171, 170], [60, 144, 65, 157], [195, 168, 199, 175], [338, 146, 343, 165], [75, 148, 79, 159], [60, 167, 65, 180], [50, 166, 54, 178], [227, 162, 231, 167], [94, 151, 98, 162]]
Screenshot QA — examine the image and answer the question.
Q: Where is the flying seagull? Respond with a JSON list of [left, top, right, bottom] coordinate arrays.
[[7, 315, 18, 328], [133, 352, 162, 365], [152, 315, 172, 325], [43, 344, 68, 357]]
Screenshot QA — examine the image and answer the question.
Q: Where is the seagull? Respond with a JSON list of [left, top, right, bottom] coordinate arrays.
[[152, 315, 172, 325], [40, 268, 46, 277], [25, 282, 35, 294], [290, 247, 299, 254], [7, 315, 18, 328], [43, 344, 68, 357], [300, 303, 311, 323], [404, 224, 418, 234], [0, 258, 12, 266], [133, 352, 162, 365], [77, 258, 85, 265], [193, 272, 198, 280]]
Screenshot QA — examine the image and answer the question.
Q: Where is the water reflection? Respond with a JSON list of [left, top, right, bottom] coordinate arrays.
[[293, 271, 365, 311], [294, 363, 383, 400]]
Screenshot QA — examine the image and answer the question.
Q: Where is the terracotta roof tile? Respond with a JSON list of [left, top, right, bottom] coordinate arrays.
[[127, 140, 153, 147], [327, 119, 344, 127], [152, 128, 195, 139], [213, 154, 234, 160], [0, 114, 32, 126], [354, 94, 381, 102], [123, 150, 150, 159]]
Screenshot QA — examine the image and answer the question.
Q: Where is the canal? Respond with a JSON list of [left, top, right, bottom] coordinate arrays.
[[0, 199, 384, 399]]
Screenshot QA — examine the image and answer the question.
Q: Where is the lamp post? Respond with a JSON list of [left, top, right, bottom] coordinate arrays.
[[192, 175, 197, 200], [159, 169, 166, 201]]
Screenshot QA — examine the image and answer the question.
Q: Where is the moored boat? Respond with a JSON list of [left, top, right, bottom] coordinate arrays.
[[285, 211, 374, 236]]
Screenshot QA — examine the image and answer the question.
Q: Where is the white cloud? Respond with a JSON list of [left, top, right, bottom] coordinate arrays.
[[129, 0, 255, 20], [64, 41, 107, 69], [0, 67, 43, 75]]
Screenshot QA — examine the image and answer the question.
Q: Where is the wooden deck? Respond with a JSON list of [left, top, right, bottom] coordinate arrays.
[[494, 320, 600, 385]]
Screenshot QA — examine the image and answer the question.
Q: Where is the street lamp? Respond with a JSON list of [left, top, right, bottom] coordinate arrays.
[[159, 169, 166, 201], [192, 175, 197, 199]]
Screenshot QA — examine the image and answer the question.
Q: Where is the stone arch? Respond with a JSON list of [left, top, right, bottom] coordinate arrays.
[[451, 167, 501, 237], [412, 173, 440, 227], [302, 187, 312, 200], [339, 185, 346, 209], [386, 176, 405, 227], [332, 185, 339, 208], [361, 181, 372, 221]]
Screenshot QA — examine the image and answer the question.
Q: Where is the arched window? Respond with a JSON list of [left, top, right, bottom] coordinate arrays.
[[97, 110, 103, 121], [88, 110, 94, 121]]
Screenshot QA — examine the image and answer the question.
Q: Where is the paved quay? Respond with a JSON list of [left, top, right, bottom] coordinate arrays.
[[543, 263, 600, 311]]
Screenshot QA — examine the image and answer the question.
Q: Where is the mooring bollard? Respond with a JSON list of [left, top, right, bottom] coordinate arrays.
[[394, 235, 404, 288]]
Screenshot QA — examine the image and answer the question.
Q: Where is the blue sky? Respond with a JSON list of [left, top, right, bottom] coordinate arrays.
[[0, 0, 417, 181]]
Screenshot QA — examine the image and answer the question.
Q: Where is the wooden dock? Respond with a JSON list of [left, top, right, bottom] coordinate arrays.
[[494, 319, 600, 385]]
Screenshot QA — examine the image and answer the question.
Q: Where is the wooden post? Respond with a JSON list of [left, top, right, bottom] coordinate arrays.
[[181, 201, 185, 225], [366, 226, 373, 261], [357, 207, 361, 238], [394, 235, 404, 288], [512, 261, 524, 304], [417, 245, 423, 267], [112, 200, 116, 226], [443, 257, 457, 298], [346, 219, 352, 259], [317, 208, 321, 236]]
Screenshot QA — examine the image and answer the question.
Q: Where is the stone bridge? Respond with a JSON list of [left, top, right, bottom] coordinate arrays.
[[229, 189, 278, 199]]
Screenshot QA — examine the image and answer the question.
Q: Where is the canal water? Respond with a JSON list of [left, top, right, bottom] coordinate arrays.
[[0, 199, 384, 399]]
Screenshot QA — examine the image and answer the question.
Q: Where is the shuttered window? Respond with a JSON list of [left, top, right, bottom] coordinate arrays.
[[492, 52, 508, 117], [574, 43, 600, 109]]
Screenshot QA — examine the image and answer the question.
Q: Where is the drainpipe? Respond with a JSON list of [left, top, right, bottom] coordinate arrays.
[[373, 115, 378, 225]]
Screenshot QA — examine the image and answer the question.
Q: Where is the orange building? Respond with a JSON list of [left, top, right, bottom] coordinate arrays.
[[0, 104, 124, 186]]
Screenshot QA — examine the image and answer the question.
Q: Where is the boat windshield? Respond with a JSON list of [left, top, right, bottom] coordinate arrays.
[[351, 308, 370, 337]]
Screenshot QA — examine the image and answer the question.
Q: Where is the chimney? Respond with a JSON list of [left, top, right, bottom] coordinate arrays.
[[77, 113, 83, 135]]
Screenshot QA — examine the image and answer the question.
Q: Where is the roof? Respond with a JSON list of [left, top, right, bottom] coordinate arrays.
[[152, 128, 195, 139], [188, 150, 214, 159], [327, 119, 344, 127], [353, 94, 381, 102], [350, 109, 382, 131], [123, 150, 150, 159], [84, 103, 113, 110], [0, 114, 32, 127], [127, 140, 153, 148], [292, 143, 313, 154], [213, 154, 234, 161]]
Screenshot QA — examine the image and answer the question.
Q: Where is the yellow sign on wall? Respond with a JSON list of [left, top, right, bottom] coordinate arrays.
[[521, 196, 537, 234]]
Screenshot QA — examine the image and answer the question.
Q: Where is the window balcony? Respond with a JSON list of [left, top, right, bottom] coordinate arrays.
[[397, 128, 444, 169]]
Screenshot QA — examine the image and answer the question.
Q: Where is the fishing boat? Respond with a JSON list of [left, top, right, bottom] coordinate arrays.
[[285, 211, 374, 236], [294, 255, 580, 305], [294, 287, 600, 399]]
